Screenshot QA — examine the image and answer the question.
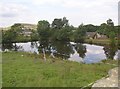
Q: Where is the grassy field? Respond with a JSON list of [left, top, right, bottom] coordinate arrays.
[[85, 39, 119, 45], [2, 51, 118, 87], [85, 39, 110, 45]]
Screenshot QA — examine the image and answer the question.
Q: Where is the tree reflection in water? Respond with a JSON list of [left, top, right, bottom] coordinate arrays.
[[74, 43, 86, 58], [2, 43, 20, 51], [103, 42, 118, 59], [37, 41, 87, 60], [51, 41, 74, 59]]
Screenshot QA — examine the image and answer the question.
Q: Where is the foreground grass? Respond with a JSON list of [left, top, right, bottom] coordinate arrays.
[[2, 52, 118, 87]]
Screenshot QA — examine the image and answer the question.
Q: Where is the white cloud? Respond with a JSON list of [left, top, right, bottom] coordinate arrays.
[[0, 3, 28, 17], [0, 2, 30, 25], [0, 0, 118, 27], [31, 0, 63, 5]]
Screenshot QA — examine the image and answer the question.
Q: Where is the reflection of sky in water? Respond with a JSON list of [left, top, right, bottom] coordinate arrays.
[[16, 42, 39, 54], [68, 47, 84, 62], [114, 50, 120, 60], [2, 42, 119, 64], [68, 44, 107, 63], [84, 44, 106, 63]]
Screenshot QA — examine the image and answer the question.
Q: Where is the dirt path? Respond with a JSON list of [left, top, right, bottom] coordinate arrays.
[[92, 67, 119, 88]]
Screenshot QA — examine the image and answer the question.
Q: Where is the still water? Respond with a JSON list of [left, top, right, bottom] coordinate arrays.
[[1, 41, 119, 64]]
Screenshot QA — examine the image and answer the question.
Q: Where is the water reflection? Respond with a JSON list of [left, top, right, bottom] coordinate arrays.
[[51, 41, 74, 59], [38, 41, 51, 54], [2, 43, 20, 51], [103, 43, 118, 59], [1, 41, 119, 63], [75, 43, 86, 58]]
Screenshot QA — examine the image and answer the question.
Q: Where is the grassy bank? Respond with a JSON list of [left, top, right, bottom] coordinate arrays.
[[2, 52, 118, 87], [85, 39, 120, 47], [85, 39, 110, 46]]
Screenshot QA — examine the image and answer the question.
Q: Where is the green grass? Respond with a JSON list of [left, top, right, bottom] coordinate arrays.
[[2, 51, 118, 87], [85, 39, 119, 45], [85, 39, 110, 45]]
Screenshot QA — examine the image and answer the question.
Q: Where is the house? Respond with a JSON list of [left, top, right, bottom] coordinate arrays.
[[86, 32, 108, 39], [86, 32, 97, 39], [97, 34, 108, 39], [21, 28, 32, 36], [16, 23, 37, 36]]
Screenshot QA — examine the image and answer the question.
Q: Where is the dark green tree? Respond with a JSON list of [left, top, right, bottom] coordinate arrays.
[[117, 26, 120, 48], [103, 19, 118, 60], [83, 24, 98, 32], [73, 24, 86, 43], [52, 17, 68, 29], [37, 20, 50, 61], [98, 23, 108, 35], [56, 26, 72, 41], [37, 20, 50, 41], [30, 30, 39, 41], [51, 17, 72, 41], [2, 24, 22, 43]]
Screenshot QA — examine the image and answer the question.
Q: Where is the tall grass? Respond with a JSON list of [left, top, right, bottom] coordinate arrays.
[[2, 52, 118, 87]]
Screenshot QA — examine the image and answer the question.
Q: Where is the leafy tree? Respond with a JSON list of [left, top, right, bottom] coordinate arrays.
[[52, 18, 63, 29], [117, 26, 120, 48], [83, 24, 98, 32], [2, 29, 17, 43], [51, 17, 71, 41], [73, 24, 86, 43], [52, 17, 68, 29], [2, 24, 22, 43], [37, 20, 50, 41], [98, 19, 117, 38], [107, 19, 114, 26], [11, 24, 23, 34], [30, 30, 39, 41], [37, 20, 50, 61], [98, 23, 108, 35], [103, 19, 118, 59], [56, 26, 72, 41], [106, 19, 117, 38]]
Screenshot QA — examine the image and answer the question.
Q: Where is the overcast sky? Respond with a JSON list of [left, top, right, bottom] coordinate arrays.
[[0, 0, 119, 27]]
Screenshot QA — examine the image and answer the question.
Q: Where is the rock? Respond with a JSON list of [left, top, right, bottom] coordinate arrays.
[[92, 67, 119, 88]]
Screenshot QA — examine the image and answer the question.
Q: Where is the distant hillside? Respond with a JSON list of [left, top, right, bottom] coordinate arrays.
[[17, 23, 37, 30], [0, 27, 11, 30], [0, 23, 37, 30]]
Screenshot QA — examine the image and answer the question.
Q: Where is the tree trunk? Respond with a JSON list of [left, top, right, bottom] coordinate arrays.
[[42, 48, 46, 62]]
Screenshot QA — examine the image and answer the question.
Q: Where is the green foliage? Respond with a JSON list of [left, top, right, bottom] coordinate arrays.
[[98, 19, 117, 38], [98, 23, 108, 35], [30, 30, 39, 41], [2, 52, 117, 87], [37, 20, 50, 41], [2, 29, 17, 43], [83, 24, 98, 32], [107, 19, 114, 26], [51, 17, 73, 41], [73, 24, 86, 43], [55, 26, 72, 41], [2, 23, 39, 43], [2, 18, 119, 44], [52, 17, 68, 29], [0, 30, 2, 44], [117, 26, 120, 48]]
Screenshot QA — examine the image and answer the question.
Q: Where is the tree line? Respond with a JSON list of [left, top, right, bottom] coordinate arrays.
[[2, 17, 119, 44]]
